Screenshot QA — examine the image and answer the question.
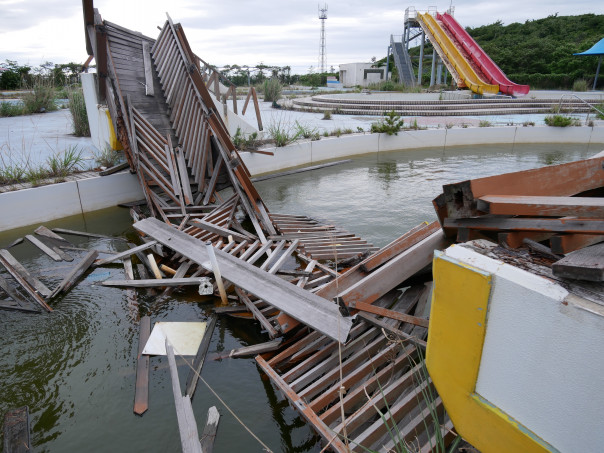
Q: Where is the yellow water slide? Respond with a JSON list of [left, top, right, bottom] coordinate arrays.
[[418, 13, 498, 95]]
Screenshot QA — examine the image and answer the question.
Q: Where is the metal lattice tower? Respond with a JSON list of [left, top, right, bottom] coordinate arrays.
[[318, 4, 328, 73]]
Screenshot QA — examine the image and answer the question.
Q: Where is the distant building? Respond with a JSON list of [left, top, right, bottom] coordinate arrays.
[[338, 63, 386, 87], [326, 76, 343, 89]]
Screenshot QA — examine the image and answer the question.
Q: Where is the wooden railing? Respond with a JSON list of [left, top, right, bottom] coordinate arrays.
[[194, 56, 263, 131]]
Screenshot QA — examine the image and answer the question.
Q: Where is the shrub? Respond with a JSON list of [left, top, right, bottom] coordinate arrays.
[[322, 110, 332, 120], [47, 146, 84, 178], [267, 118, 300, 147], [522, 121, 535, 127], [371, 110, 404, 135], [67, 88, 90, 137], [294, 121, 319, 140], [0, 102, 24, 117], [25, 165, 50, 186], [544, 114, 580, 127], [263, 78, 282, 104], [479, 120, 492, 127], [331, 128, 343, 137], [232, 127, 260, 150], [572, 79, 588, 92], [22, 80, 57, 113], [356, 126, 364, 133], [595, 103, 604, 120], [93, 147, 122, 168]]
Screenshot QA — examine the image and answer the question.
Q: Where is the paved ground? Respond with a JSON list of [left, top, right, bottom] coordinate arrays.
[[1, 90, 602, 168], [0, 109, 98, 168]]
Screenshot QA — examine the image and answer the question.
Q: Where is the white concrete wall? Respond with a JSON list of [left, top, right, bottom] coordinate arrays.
[[339, 63, 375, 87], [445, 245, 604, 453], [81, 73, 112, 152], [0, 172, 143, 231], [240, 126, 604, 176]]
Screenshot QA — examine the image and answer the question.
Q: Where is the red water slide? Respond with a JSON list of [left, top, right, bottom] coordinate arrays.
[[437, 12, 530, 97]]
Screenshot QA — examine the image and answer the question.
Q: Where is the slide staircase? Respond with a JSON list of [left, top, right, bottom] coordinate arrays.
[[416, 12, 499, 95], [391, 36, 416, 86], [438, 12, 529, 96]]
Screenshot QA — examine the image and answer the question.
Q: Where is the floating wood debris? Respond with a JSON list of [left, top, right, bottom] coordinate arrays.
[[3, 406, 32, 453]]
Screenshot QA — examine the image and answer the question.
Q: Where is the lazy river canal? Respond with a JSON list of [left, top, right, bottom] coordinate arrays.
[[0, 142, 602, 452]]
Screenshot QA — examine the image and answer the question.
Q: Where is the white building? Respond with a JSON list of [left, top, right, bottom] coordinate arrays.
[[338, 63, 386, 87]]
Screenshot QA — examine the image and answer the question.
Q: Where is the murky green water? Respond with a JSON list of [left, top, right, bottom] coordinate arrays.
[[0, 142, 601, 452]]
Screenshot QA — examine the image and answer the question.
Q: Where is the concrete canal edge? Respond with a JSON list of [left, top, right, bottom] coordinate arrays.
[[1, 126, 603, 231]]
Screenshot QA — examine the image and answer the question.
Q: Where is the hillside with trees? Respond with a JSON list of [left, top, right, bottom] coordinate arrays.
[[466, 14, 604, 89]]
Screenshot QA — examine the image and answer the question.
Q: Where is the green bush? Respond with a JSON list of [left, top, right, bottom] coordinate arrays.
[[595, 103, 604, 120], [479, 120, 492, 127], [544, 114, 580, 127], [22, 80, 57, 113], [263, 78, 282, 104], [0, 71, 21, 90], [267, 118, 300, 147], [68, 88, 90, 137], [322, 110, 332, 120], [47, 146, 84, 178], [371, 110, 405, 135], [93, 148, 122, 168]]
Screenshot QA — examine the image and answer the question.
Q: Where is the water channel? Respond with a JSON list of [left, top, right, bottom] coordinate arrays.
[[0, 142, 602, 452]]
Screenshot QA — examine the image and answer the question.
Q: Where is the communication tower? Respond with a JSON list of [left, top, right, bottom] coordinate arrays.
[[318, 4, 328, 73]]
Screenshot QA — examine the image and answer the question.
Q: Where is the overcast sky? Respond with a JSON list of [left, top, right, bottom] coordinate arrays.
[[1, 0, 602, 74]]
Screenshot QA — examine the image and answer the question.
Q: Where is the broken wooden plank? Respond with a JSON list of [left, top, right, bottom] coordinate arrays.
[[188, 219, 248, 242], [443, 155, 604, 218], [99, 161, 130, 176], [94, 241, 158, 266], [444, 217, 604, 234], [477, 195, 604, 218], [101, 277, 205, 287], [349, 301, 430, 328], [2, 238, 23, 249], [166, 340, 203, 453], [0, 250, 52, 312], [3, 406, 32, 453], [200, 406, 220, 453], [0, 276, 39, 313], [228, 338, 282, 357], [235, 288, 278, 338], [34, 225, 71, 245], [49, 250, 99, 299], [134, 315, 151, 416], [25, 234, 72, 261], [135, 218, 352, 342], [52, 228, 121, 240], [356, 312, 427, 348], [552, 242, 604, 281], [338, 230, 446, 308], [185, 314, 217, 399]]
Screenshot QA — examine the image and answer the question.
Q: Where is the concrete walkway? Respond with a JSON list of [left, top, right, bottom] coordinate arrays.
[[0, 109, 99, 168]]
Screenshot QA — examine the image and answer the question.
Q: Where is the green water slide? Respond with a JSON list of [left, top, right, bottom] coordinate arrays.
[[418, 12, 498, 95]]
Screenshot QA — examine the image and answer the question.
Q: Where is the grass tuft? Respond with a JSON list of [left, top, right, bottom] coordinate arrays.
[[68, 88, 90, 137]]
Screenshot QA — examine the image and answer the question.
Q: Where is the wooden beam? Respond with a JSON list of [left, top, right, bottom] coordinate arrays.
[[102, 278, 205, 288], [235, 288, 278, 338], [94, 241, 157, 266], [52, 228, 120, 240], [49, 250, 98, 299], [135, 218, 352, 342], [477, 195, 604, 218], [133, 316, 150, 416], [228, 338, 282, 357], [0, 276, 39, 313], [188, 219, 248, 242], [443, 155, 604, 218], [444, 217, 604, 234], [185, 314, 217, 399], [25, 235, 71, 262], [349, 301, 429, 328], [165, 340, 203, 453], [34, 225, 71, 245], [0, 250, 52, 312]]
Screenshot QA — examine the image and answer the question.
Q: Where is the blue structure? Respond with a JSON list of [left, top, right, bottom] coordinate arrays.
[[574, 38, 604, 90]]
